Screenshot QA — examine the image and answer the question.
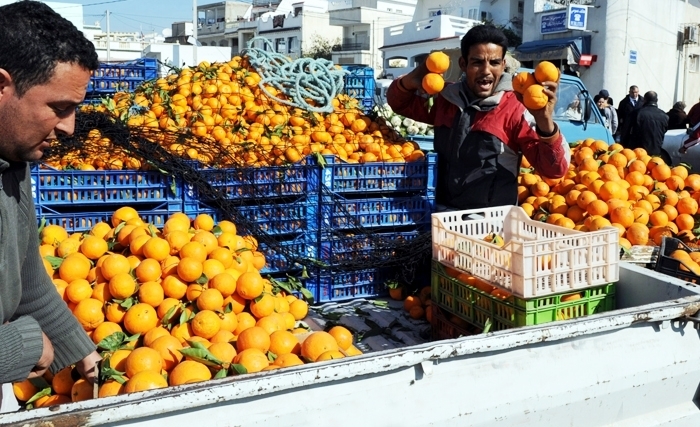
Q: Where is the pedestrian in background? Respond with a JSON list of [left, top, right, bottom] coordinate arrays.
[[667, 101, 688, 130], [688, 97, 700, 127], [620, 91, 670, 164], [0, 1, 102, 412], [595, 91, 618, 136], [618, 85, 643, 137]]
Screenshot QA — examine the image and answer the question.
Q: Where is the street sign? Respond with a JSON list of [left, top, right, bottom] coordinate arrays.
[[541, 11, 568, 34], [629, 50, 637, 64], [567, 5, 588, 30]]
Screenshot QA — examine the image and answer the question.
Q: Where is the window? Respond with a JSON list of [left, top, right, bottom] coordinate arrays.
[[518, 1, 524, 13], [294, 7, 302, 16], [690, 54, 699, 73], [276, 38, 286, 53], [396, 9, 402, 13], [468, 8, 478, 20], [287, 36, 298, 53]]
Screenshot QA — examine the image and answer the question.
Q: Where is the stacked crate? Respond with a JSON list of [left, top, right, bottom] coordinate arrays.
[[430, 205, 619, 336], [32, 166, 181, 232], [181, 163, 314, 276], [341, 66, 376, 112], [304, 153, 437, 303], [85, 58, 158, 100]]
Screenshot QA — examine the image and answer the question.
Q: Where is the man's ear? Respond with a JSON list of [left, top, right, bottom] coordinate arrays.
[[458, 56, 467, 71], [0, 69, 14, 98]]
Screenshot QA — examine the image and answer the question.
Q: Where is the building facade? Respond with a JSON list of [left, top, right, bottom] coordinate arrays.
[[518, 0, 700, 111], [380, 0, 524, 78]]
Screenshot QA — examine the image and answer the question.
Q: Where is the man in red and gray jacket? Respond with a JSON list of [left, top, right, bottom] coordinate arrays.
[[387, 25, 570, 210]]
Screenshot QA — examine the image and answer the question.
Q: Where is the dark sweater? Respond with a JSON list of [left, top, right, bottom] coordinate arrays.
[[0, 159, 95, 383]]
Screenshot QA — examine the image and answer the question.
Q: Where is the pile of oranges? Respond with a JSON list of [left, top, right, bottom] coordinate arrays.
[[55, 56, 427, 171], [512, 61, 560, 110], [518, 139, 700, 249], [13, 208, 362, 408]]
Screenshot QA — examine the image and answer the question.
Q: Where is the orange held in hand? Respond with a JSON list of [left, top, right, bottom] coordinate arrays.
[[534, 61, 560, 84], [422, 73, 444, 95], [512, 71, 536, 95], [523, 84, 549, 110], [425, 51, 450, 74]]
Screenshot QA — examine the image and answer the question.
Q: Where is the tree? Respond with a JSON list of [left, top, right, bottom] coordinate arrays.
[[300, 34, 341, 60], [480, 20, 522, 48]]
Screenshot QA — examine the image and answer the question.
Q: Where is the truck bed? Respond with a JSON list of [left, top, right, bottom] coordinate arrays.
[[4, 263, 700, 427]]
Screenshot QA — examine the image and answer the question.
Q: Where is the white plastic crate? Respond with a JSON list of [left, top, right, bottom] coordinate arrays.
[[432, 205, 619, 298]]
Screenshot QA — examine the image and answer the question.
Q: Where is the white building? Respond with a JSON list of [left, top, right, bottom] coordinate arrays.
[[328, 0, 417, 77], [380, 0, 524, 78], [518, 0, 700, 111]]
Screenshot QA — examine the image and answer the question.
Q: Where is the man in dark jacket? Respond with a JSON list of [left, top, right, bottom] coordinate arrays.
[[617, 85, 643, 138], [387, 25, 569, 210], [620, 91, 670, 162], [667, 101, 688, 130], [688, 97, 700, 127]]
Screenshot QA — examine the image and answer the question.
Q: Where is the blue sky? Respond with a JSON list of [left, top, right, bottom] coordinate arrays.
[[65, 0, 207, 34]]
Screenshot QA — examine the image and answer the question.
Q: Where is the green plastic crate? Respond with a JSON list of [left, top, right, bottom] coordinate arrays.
[[431, 261, 616, 331]]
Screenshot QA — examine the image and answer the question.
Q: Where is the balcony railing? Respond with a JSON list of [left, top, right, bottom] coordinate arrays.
[[340, 39, 370, 51], [253, 0, 281, 6], [383, 15, 480, 46]]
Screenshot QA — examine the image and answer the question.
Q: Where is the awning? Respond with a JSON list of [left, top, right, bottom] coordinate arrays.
[[514, 35, 591, 64]]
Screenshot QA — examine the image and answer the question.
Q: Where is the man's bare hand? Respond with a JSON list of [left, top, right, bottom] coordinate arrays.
[[27, 332, 53, 379], [75, 351, 102, 384]]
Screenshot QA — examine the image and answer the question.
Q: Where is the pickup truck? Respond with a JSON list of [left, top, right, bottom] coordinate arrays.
[[4, 262, 700, 426]]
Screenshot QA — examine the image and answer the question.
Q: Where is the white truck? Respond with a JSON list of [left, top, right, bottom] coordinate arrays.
[[3, 263, 700, 426]]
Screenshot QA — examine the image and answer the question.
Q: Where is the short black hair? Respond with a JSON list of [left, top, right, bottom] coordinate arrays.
[[644, 91, 658, 104], [460, 25, 509, 60], [0, 1, 99, 96]]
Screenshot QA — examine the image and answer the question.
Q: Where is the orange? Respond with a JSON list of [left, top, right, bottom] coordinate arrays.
[[676, 213, 695, 231], [150, 335, 184, 371], [208, 342, 237, 364], [421, 73, 444, 95], [269, 330, 301, 356], [177, 257, 204, 282], [191, 309, 222, 339], [208, 247, 234, 269], [91, 321, 122, 345], [274, 353, 304, 368], [234, 312, 257, 336], [162, 274, 188, 300], [65, 279, 93, 304], [651, 164, 672, 181], [576, 190, 597, 210], [123, 303, 159, 335], [190, 231, 218, 255], [209, 272, 237, 298], [425, 51, 450, 73], [197, 288, 225, 311], [171, 322, 194, 344], [236, 271, 265, 300], [522, 84, 548, 110], [142, 237, 170, 262], [12, 379, 39, 402], [649, 210, 669, 227], [289, 299, 309, 321], [98, 380, 124, 398], [179, 241, 208, 262], [677, 197, 699, 215], [111, 206, 139, 227], [625, 223, 649, 246], [35, 394, 72, 407], [80, 235, 108, 260], [328, 326, 354, 351], [125, 346, 164, 377], [301, 331, 339, 362], [169, 360, 212, 386], [236, 326, 271, 353], [512, 71, 536, 94], [138, 281, 165, 308], [610, 206, 634, 228], [143, 325, 171, 347], [71, 378, 93, 402], [317, 350, 345, 361], [233, 348, 269, 373], [586, 199, 608, 217], [72, 298, 105, 331], [661, 204, 679, 221], [51, 366, 76, 396], [250, 293, 276, 319], [101, 254, 131, 280], [123, 370, 168, 393], [41, 224, 69, 247], [109, 272, 137, 300], [193, 214, 215, 231], [58, 254, 91, 283], [534, 60, 559, 83]]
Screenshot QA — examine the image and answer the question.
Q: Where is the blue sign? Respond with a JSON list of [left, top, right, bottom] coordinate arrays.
[[541, 11, 568, 34], [629, 50, 637, 64], [568, 5, 588, 30]]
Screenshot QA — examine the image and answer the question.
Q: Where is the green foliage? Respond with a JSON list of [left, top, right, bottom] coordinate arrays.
[[300, 34, 341, 60]]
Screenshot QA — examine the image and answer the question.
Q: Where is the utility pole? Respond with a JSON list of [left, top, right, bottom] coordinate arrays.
[[106, 9, 111, 62], [192, 0, 198, 66]]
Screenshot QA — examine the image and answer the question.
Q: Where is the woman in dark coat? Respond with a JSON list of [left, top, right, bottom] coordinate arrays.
[[667, 101, 688, 130]]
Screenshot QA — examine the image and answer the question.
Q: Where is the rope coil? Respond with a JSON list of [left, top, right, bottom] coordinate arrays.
[[242, 36, 347, 113]]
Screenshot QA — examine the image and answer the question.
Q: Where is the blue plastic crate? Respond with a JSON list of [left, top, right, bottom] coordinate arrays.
[[32, 167, 180, 207], [258, 237, 314, 275], [342, 66, 375, 101], [184, 199, 310, 236], [182, 164, 309, 202], [317, 230, 424, 266], [88, 57, 158, 94], [305, 268, 391, 303], [36, 202, 178, 233], [320, 194, 435, 230], [317, 153, 436, 194]]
